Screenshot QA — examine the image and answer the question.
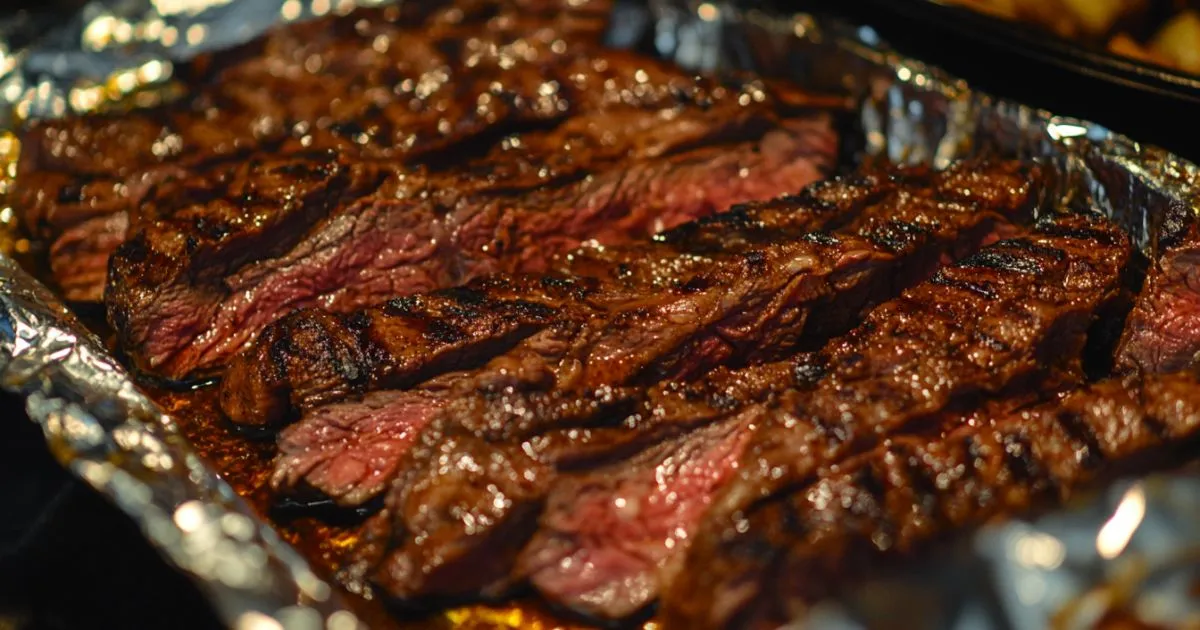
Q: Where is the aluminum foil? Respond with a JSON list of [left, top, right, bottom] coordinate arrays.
[[1, 0, 1199, 628]]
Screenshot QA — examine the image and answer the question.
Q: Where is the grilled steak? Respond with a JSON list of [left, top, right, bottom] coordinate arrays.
[[661, 211, 1132, 629], [508, 212, 1128, 623], [220, 162, 893, 425], [109, 108, 836, 381], [1116, 201, 1200, 374], [220, 274, 600, 427], [659, 371, 1200, 629], [221, 160, 1036, 427], [20, 0, 775, 302], [342, 160, 1042, 604], [16, 0, 609, 196]]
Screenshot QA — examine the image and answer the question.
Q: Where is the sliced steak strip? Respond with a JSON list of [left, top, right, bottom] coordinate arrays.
[[110, 110, 837, 381], [353, 161, 1043, 604], [221, 274, 599, 427], [227, 160, 1036, 428], [27, 4, 774, 302], [1116, 201, 1200, 374], [17, 0, 610, 228], [660, 372, 1200, 630], [221, 153, 883, 426], [556, 160, 1040, 389], [661, 211, 1133, 630]]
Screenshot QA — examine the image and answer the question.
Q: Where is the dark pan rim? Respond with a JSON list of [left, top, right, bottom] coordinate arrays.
[[859, 0, 1200, 100]]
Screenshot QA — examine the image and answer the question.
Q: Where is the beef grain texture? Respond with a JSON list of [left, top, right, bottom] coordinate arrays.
[[510, 210, 1127, 622], [659, 371, 1200, 629], [255, 158, 1036, 516], [335, 161, 1043, 606], [221, 159, 1038, 429], [661, 211, 1133, 629], [1116, 201, 1200, 374], [17, 0, 613, 302], [109, 108, 837, 381], [218, 157, 894, 426]]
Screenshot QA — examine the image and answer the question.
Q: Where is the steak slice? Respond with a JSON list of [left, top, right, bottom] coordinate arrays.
[[658, 371, 1200, 630], [22, 3, 733, 302], [516, 373, 1081, 623], [226, 160, 1037, 428], [220, 152, 887, 426], [17, 0, 609, 228], [109, 109, 836, 381], [1116, 201, 1200, 374], [352, 161, 1043, 604], [221, 274, 600, 427], [661, 212, 1133, 629]]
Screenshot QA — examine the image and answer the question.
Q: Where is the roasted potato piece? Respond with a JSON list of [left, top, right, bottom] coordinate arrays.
[[1150, 9, 1200, 73]]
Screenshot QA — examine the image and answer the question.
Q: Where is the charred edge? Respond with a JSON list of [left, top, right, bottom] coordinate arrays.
[[863, 219, 930, 254], [1036, 222, 1124, 248], [896, 442, 943, 524], [416, 115, 568, 174], [999, 432, 1058, 496], [1053, 410, 1105, 470], [954, 247, 1051, 276], [928, 275, 1000, 301]]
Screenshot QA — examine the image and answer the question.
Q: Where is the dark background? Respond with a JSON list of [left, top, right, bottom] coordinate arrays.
[[0, 1, 1195, 629]]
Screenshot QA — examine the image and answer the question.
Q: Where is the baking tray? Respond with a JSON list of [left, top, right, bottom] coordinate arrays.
[[2, 0, 1200, 628], [799, 0, 1200, 162]]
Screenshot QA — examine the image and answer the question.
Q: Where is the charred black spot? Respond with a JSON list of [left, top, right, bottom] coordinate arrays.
[[742, 250, 768, 273], [791, 360, 827, 389], [1156, 201, 1196, 252], [540, 275, 577, 292], [437, 286, 489, 306], [506, 300, 557, 321], [1000, 433, 1045, 486], [194, 216, 230, 240], [1054, 410, 1104, 470], [929, 275, 1000, 300], [1000, 238, 1067, 261], [963, 435, 983, 479], [898, 444, 941, 517], [973, 331, 1011, 352], [958, 248, 1046, 275], [678, 275, 712, 294], [866, 220, 929, 253], [426, 319, 467, 345], [1037, 223, 1121, 247], [328, 120, 368, 140], [801, 231, 840, 246], [118, 236, 149, 263], [272, 160, 332, 180], [344, 310, 372, 331], [384, 296, 421, 315], [853, 463, 888, 512], [184, 235, 200, 254], [57, 181, 85, 204]]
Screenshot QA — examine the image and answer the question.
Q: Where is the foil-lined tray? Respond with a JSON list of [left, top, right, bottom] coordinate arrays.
[[1, 1, 1199, 628]]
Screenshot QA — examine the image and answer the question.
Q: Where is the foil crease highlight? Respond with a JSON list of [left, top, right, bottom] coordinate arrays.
[[0, 0, 1196, 628]]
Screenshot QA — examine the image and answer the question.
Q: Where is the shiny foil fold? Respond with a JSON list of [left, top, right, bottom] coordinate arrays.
[[1, 1, 1198, 628]]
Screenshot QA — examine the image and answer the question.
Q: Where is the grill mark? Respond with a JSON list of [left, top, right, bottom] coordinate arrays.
[[993, 238, 1065, 261], [1037, 223, 1124, 246], [897, 444, 941, 521], [1052, 410, 1104, 470], [954, 248, 1046, 275], [928, 275, 999, 300]]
